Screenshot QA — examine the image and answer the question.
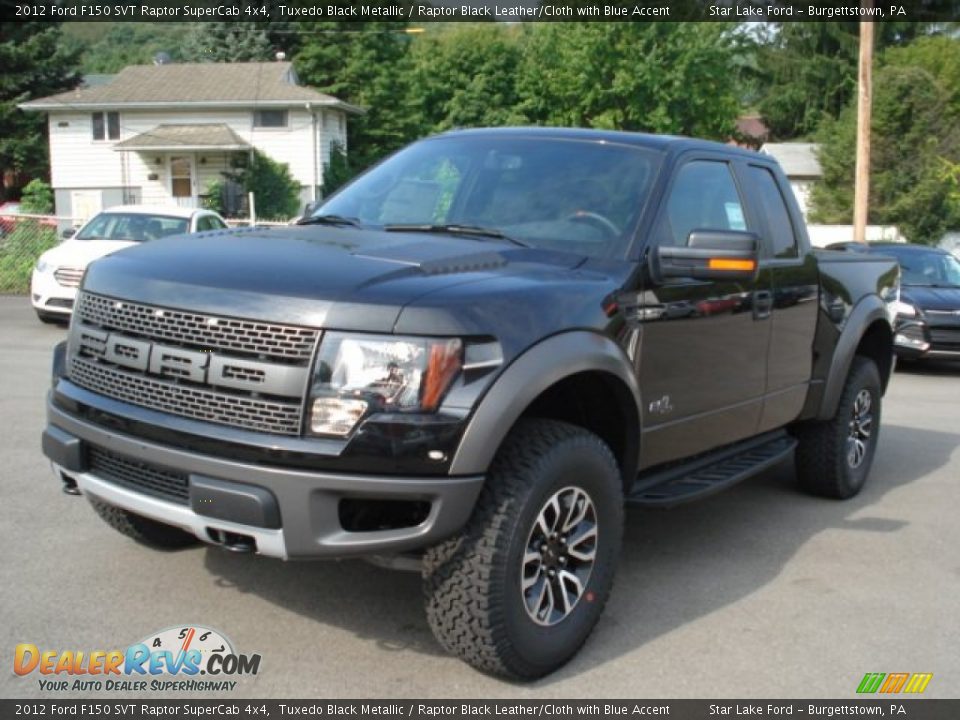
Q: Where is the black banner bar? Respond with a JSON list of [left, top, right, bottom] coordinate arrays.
[[3, 700, 960, 720], [3, 0, 960, 23]]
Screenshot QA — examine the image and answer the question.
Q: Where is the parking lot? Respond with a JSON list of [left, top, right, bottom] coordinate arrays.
[[2, 294, 958, 699]]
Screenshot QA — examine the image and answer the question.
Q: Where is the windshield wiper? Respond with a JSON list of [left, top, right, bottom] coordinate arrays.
[[383, 223, 531, 248], [296, 214, 362, 227]]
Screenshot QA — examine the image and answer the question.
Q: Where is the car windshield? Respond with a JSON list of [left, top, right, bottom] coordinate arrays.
[[880, 247, 960, 287], [75, 213, 189, 242], [315, 136, 662, 259]]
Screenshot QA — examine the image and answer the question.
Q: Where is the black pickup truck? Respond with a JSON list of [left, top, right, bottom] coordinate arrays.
[[42, 128, 898, 679]]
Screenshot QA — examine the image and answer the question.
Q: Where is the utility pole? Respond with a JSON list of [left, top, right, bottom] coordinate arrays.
[[853, 8, 874, 244]]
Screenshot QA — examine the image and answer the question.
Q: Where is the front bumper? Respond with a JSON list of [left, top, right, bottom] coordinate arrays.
[[894, 317, 960, 360], [44, 398, 484, 560], [31, 269, 77, 315]]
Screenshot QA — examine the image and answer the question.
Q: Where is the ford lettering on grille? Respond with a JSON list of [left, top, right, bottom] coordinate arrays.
[[66, 292, 315, 436], [76, 327, 306, 396]]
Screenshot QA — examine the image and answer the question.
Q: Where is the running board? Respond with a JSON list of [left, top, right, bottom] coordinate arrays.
[[626, 431, 797, 508]]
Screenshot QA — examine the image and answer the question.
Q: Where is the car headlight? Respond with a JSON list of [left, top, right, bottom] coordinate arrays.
[[35, 259, 51, 274], [308, 333, 463, 437]]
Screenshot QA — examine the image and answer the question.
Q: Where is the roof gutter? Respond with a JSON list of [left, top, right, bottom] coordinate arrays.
[[19, 99, 365, 114]]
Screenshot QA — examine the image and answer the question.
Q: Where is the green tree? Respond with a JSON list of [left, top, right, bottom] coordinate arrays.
[[64, 23, 188, 73], [227, 150, 300, 220], [755, 22, 941, 140], [408, 24, 527, 133], [321, 140, 354, 197], [811, 65, 960, 244], [882, 35, 960, 114], [517, 23, 741, 139], [181, 23, 273, 63], [0, 23, 80, 200], [294, 20, 418, 172]]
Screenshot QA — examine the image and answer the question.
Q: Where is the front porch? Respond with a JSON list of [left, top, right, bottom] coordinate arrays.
[[115, 124, 250, 210]]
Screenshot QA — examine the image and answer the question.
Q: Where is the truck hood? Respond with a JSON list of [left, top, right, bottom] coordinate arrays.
[[81, 226, 589, 332], [901, 284, 960, 312]]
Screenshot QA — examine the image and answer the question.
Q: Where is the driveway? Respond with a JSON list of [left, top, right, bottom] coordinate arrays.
[[2, 295, 957, 698]]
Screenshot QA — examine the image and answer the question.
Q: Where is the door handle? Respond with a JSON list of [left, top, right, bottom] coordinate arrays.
[[753, 290, 773, 320]]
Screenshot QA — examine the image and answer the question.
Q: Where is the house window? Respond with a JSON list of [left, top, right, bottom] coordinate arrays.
[[253, 110, 288, 128], [92, 112, 120, 141]]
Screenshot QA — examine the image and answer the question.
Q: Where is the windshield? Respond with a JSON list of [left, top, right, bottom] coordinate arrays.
[[76, 213, 189, 242], [316, 136, 662, 258], [881, 247, 960, 287]]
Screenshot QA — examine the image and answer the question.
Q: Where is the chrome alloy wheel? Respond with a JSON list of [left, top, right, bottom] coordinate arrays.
[[847, 388, 874, 469], [521, 486, 598, 627]]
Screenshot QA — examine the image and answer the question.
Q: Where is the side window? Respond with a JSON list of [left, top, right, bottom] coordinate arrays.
[[92, 112, 120, 141], [659, 160, 747, 246], [196, 216, 221, 232], [748, 166, 798, 259], [208, 216, 227, 230], [253, 110, 288, 128]]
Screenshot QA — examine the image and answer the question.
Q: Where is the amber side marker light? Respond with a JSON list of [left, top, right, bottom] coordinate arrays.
[[708, 258, 756, 271]]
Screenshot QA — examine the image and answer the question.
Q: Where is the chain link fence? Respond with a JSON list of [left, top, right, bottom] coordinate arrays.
[[0, 214, 72, 294]]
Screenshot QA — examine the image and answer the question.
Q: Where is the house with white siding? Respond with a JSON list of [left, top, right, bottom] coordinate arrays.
[[20, 61, 360, 221]]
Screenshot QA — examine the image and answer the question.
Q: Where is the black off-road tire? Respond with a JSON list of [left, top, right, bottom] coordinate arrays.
[[794, 356, 882, 499], [423, 418, 624, 679], [88, 496, 199, 549]]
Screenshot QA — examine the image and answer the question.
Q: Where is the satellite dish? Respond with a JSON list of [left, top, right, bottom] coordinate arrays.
[[153, 52, 172, 66]]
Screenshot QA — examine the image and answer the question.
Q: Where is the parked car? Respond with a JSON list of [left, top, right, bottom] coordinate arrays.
[[30, 205, 227, 323], [0, 201, 22, 237], [829, 242, 960, 361], [43, 129, 897, 679]]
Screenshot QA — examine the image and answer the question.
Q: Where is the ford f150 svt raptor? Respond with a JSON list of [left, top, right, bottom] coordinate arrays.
[[43, 128, 898, 679]]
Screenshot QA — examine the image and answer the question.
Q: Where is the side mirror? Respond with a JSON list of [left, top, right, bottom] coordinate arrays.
[[61, 228, 76, 240], [650, 230, 759, 283]]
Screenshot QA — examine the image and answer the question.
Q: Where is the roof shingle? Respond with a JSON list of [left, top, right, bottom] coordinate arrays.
[[114, 124, 251, 151], [20, 62, 360, 113]]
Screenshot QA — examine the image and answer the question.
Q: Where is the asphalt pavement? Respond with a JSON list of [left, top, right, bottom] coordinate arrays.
[[2, 295, 958, 699]]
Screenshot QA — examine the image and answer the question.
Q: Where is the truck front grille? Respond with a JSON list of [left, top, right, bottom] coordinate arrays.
[[76, 292, 318, 362], [68, 292, 315, 436], [88, 446, 189, 505], [71, 358, 304, 435]]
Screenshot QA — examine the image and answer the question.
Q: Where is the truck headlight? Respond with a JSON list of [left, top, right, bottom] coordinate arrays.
[[308, 333, 463, 437], [891, 300, 918, 318]]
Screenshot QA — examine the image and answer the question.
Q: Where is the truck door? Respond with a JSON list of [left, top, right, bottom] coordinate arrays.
[[636, 156, 773, 468], [738, 162, 820, 431]]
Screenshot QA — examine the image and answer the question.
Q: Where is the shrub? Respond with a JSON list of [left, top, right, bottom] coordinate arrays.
[[20, 179, 54, 215], [227, 151, 300, 220]]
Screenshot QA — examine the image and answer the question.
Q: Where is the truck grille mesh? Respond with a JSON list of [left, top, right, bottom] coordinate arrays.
[[70, 356, 304, 436], [88, 446, 189, 505], [76, 292, 318, 362]]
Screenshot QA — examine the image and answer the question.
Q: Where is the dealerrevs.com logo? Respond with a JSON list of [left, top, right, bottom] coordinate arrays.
[[13, 625, 261, 692]]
